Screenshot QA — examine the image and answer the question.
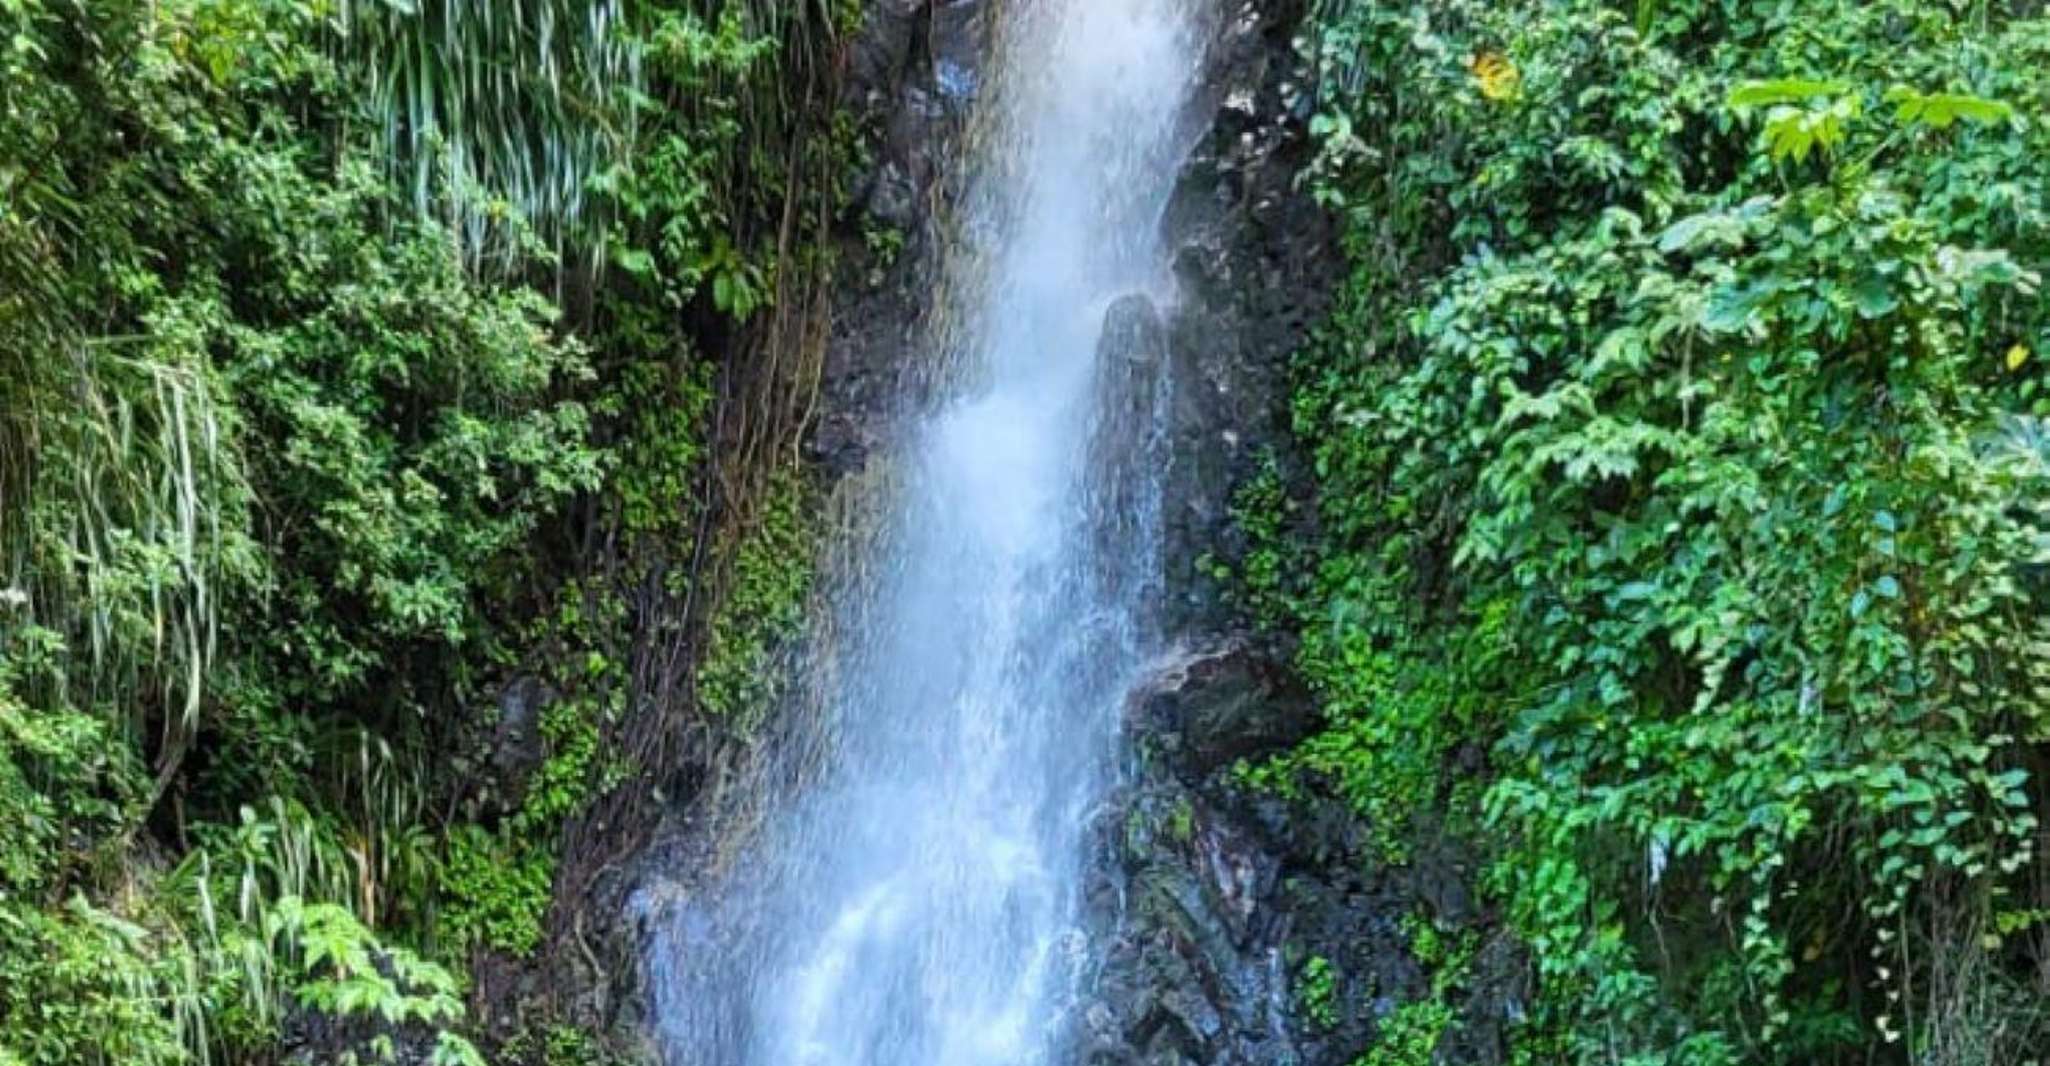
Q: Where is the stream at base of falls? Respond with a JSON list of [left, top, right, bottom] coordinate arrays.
[[647, 0, 1210, 1062]]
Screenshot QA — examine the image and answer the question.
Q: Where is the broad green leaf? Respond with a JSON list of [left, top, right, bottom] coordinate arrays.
[[1937, 247, 2023, 288], [1851, 277, 1898, 319], [1729, 79, 1852, 109], [1702, 279, 1782, 333], [1885, 86, 2015, 130]]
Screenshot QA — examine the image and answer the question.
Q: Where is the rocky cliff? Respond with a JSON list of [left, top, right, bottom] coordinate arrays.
[[1063, 4, 1522, 1063], [602, 2, 1517, 1062]]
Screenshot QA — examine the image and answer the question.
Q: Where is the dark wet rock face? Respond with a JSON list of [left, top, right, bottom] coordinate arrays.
[[490, 676, 556, 791], [542, 5, 1003, 1061], [1087, 294, 1170, 602], [813, 0, 992, 479], [1080, 639, 1517, 1066], [1075, 647, 1308, 1065], [1133, 643, 1318, 777], [1155, 0, 1338, 638], [1071, 2, 1521, 1064], [1062, 0, 1344, 1058]]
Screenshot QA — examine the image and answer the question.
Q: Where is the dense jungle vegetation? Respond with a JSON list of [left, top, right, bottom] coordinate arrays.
[[0, 0, 845, 1061], [8, 0, 2050, 1064], [1273, 0, 2050, 1063]]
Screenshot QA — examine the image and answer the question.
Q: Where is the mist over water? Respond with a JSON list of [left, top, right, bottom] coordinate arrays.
[[650, 1, 1206, 1061]]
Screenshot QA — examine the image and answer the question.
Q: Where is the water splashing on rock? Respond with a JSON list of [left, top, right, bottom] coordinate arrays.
[[648, 1, 1208, 1061]]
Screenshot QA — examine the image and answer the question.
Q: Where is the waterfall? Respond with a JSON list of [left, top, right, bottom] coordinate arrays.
[[649, 1, 1207, 1061]]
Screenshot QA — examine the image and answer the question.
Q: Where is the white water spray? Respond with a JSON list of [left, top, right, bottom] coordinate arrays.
[[651, 2, 1205, 1061]]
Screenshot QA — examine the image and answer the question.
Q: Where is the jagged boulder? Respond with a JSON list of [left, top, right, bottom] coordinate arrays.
[[1078, 645, 1315, 1065], [1130, 642, 1317, 779]]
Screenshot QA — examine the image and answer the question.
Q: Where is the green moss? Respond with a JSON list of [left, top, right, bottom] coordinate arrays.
[[1297, 955, 1342, 1030], [1356, 1000, 1454, 1066], [504, 1022, 625, 1066], [1168, 796, 1197, 845], [695, 471, 816, 725]]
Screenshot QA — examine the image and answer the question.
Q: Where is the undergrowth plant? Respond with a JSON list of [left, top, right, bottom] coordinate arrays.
[[695, 470, 817, 726], [1285, 1, 2050, 1062], [0, 0, 846, 1058]]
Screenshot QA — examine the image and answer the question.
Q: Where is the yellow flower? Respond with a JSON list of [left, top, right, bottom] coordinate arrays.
[[1470, 51, 1522, 102]]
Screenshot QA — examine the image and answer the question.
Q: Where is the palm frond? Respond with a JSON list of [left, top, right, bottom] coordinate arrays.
[[1, 332, 253, 774], [334, 0, 640, 273]]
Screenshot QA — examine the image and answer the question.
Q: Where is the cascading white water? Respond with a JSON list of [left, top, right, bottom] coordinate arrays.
[[650, 1, 1205, 1061]]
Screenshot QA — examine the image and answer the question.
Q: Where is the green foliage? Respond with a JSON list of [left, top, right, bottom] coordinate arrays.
[[1293, 0, 2050, 1062], [1402, 911, 1475, 984], [600, 357, 717, 539], [0, 0, 842, 1057], [438, 648, 621, 959], [269, 897, 464, 1030], [332, 0, 638, 270], [1248, 597, 1514, 864], [0, 647, 141, 893], [0, 791, 483, 1066], [862, 221, 906, 266], [219, 169, 600, 715], [1230, 454, 1295, 630], [0, 896, 194, 1066], [1358, 1001, 1454, 1066], [438, 585, 631, 960], [859, 220, 906, 286], [1355, 917, 1472, 1066], [2, 0, 600, 796], [1167, 795, 1197, 845], [0, 16, 446, 1059], [503, 1023, 622, 1066], [1729, 78, 1861, 163], [600, 1, 789, 318], [1883, 87, 2016, 132], [1297, 954, 1342, 1030], [439, 825, 555, 959], [1196, 453, 1301, 634], [695, 471, 816, 724]]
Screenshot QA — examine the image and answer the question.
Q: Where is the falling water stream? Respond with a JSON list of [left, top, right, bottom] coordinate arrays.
[[652, 1, 1206, 1061]]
